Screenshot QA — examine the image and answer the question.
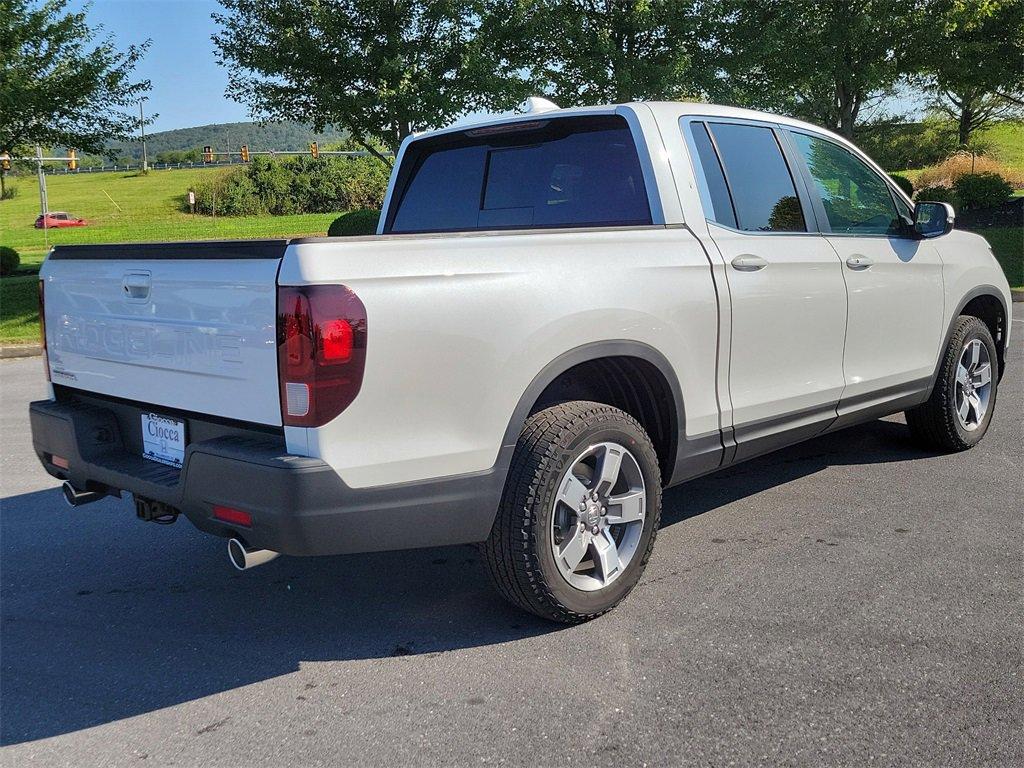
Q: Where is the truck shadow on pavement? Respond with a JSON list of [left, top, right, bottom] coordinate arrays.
[[1, 417, 932, 745]]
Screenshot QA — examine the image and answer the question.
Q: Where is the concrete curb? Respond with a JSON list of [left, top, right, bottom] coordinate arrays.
[[1, 345, 42, 359], [1012, 289, 1024, 303]]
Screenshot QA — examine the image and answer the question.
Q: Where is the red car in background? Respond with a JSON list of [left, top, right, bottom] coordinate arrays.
[[35, 212, 86, 228]]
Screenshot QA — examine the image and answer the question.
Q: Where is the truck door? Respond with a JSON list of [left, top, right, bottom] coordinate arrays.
[[785, 130, 945, 421], [682, 118, 848, 461]]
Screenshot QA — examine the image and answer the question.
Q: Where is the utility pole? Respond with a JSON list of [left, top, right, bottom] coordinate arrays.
[[36, 145, 49, 247], [139, 98, 149, 172]]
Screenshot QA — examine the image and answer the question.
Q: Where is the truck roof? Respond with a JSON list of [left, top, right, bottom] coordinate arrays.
[[412, 99, 851, 153]]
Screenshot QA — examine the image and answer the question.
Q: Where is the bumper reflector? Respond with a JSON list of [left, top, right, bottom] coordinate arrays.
[[285, 381, 310, 417], [51, 454, 69, 470], [213, 505, 253, 527]]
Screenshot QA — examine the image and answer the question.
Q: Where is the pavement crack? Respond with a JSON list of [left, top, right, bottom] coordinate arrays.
[[196, 717, 230, 735]]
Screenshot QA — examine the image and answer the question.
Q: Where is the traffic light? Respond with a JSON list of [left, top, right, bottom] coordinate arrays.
[[203, 146, 213, 163], [68, 149, 77, 170], [0, 153, 10, 171], [240, 145, 250, 163], [310, 142, 319, 159]]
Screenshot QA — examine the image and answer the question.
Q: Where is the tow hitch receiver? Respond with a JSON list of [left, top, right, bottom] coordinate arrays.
[[134, 495, 179, 524]]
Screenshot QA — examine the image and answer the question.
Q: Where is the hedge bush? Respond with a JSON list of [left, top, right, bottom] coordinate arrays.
[[191, 155, 390, 217], [916, 153, 1024, 190], [0, 246, 20, 276], [915, 185, 957, 205], [328, 209, 380, 236], [952, 172, 1014, 211], [889, 173, 914, 197]]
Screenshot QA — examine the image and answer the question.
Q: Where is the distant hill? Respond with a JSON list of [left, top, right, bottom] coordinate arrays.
[[106, 121, 348, 162]]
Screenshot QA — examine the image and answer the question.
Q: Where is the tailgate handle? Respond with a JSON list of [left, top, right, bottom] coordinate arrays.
[[122, 272, 151, 301]]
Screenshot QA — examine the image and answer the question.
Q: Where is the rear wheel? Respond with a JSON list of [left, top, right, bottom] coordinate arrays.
[[906, 315, 999, 451], [482, 401, 662, 623]]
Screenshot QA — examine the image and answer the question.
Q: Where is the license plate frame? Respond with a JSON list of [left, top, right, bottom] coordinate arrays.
[[140, 412, 187, 469]]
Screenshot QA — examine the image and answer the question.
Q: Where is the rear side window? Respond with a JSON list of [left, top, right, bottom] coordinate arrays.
[[696, 122, 806, 233], [689, 122, 737, 229], [386, 116, 651, 233]]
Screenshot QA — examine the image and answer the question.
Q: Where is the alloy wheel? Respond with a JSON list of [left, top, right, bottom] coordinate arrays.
[[550, 442, 646, 591], [954, 338, 993, 431]]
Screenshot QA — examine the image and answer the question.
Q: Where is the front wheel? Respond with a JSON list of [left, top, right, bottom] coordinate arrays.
[[906, 315, 999, 452], [482, 401, 662, 623]]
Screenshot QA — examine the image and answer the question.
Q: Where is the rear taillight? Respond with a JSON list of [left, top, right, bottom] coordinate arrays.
[[38, 279, 50, 382], [276, 284, 367, 427]]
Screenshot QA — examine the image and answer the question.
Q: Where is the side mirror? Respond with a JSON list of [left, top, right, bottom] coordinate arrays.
[[914, 201, 954, 239]]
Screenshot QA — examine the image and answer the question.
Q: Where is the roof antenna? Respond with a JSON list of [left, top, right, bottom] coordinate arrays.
[[521, 97, 560, 114]]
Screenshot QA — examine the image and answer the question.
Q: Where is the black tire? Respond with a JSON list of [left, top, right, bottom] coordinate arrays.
[[482, 401, 662, 623], [905, 315, 999, 452]]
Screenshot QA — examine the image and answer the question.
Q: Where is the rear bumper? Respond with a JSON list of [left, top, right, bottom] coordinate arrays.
[[29, 398, 504, 556]]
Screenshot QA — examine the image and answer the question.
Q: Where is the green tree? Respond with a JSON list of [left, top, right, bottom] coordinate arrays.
[[496, 0, 706, 106], [155, 148, 203, 165], [0, 0, 152, 196], [213, 0, 534, 166], [920, 0, 1024, 145], [710, 0, 923, 139]]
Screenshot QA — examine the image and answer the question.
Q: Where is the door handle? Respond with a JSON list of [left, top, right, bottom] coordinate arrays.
[[731, 254, 768, 272], [845, 255, 873, 270]]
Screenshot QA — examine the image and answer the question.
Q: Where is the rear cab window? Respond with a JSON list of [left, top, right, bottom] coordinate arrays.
[[385, 115, 652, 234]]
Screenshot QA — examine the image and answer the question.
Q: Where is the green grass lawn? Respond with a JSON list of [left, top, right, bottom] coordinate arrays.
[[981, 121, 1024, 171], [1, 167, 338, 263], [975, 226, 1024, 288], [0, 166, 344, 342], [1, 275, 40, 343]]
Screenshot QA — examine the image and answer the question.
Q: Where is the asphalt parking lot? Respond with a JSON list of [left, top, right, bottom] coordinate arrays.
[[1, 326, 1021, 767]]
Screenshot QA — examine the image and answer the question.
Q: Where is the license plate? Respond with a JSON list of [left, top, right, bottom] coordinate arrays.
[[141, 413, 186, 469]]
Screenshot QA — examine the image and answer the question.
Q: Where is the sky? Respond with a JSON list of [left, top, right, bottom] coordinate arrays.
[[69, 0, 250, 132]]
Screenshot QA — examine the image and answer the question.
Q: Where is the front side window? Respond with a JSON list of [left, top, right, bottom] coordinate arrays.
[[705, 122, 806, 233], [791, 132, 902, 236], [386, 116, 651, 234]]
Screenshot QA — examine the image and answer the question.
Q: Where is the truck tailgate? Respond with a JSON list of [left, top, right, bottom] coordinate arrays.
[[40, 241, 285, 426]]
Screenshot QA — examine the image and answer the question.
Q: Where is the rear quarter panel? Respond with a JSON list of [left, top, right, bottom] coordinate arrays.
[[279, 227, 720, 488]]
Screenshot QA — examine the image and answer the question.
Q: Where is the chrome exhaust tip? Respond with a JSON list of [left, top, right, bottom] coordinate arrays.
[[227, 538, 280, 571], [62, 481, 104, 507]]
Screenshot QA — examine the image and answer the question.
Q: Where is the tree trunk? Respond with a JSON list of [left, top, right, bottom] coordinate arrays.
[[958, 101, 974, 146], [398, 120, 412, 144], [357, 136, 394, 169], [836, 80, 857, 140]]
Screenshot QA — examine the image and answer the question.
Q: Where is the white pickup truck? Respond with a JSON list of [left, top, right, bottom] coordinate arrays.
[[31, 101, 1011, 622]]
